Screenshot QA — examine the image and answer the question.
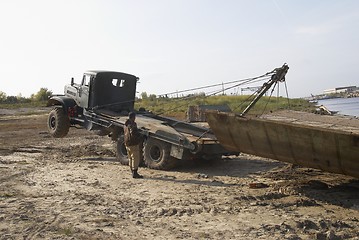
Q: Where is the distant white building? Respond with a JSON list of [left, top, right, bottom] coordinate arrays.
[[323, 86, 358, 95]]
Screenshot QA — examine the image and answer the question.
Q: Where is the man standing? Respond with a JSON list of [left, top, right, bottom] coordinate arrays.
[[124, 112, 143, 178]]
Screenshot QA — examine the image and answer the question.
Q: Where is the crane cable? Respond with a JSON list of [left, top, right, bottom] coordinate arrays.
[[156, 73, 274, 116], [157, 69, 276, 98]]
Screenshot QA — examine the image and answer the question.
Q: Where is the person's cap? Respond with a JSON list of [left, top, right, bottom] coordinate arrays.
[[129, 112, 136, 119]]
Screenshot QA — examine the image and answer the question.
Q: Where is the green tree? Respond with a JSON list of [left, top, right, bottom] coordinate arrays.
[[148, 94, 157, 101], [0, 91, 6, 103], [32, 88, 52, 101], [141, 92, 148, 100], [6, 96, 18, 103], [17, 93, 31, 103]]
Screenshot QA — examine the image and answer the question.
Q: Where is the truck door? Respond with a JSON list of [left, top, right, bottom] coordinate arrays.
[[78, 74, 91, 108]]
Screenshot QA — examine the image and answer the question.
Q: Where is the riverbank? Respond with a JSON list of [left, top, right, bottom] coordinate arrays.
[[318, 97, 359, 117]]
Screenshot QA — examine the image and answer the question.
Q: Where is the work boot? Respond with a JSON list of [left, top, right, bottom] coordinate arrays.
[[132, 170, 143, 179]]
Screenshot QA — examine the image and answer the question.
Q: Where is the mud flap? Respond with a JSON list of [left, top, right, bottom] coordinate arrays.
[[170, 144, 184, 159]]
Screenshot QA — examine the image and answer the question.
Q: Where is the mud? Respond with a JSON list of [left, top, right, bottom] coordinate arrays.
[[0, 108, 358, 239]]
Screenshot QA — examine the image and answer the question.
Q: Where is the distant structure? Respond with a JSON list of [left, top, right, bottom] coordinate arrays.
[[241, 86, 262, 95], [305, 85, 359, 100], [323, 86, 358, 95]]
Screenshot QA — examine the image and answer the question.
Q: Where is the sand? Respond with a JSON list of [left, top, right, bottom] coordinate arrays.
[[0, 108, 358, 239]]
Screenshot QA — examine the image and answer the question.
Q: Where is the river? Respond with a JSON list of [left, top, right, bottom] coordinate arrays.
[[317, 97, 359, 117]]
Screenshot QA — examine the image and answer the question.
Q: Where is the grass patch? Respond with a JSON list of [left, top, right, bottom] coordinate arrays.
[[17, 161, 30, 165], [58, 226, 74, 236], [1, 95, 315, 118], [0, 101, 47, 109], [0, 192, 15, 198], [17, 110, 49, 116], [135, 95, 316, 117]]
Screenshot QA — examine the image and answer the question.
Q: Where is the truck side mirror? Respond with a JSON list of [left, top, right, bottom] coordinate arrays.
[[71, 77, 74, 85]]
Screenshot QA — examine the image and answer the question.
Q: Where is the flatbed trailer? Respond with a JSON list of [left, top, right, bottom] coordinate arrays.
[[47, 70, 234, 170]]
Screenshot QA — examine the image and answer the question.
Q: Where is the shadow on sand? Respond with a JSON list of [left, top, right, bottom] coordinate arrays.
[[173, 155, 286, 178], [296, 178, 359, 208]]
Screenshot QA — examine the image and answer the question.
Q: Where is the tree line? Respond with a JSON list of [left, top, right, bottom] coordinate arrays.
[[0, 88, 53, 104]]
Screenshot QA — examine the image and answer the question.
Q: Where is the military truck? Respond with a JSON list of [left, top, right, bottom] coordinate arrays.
[[47, 71, 236, 170]]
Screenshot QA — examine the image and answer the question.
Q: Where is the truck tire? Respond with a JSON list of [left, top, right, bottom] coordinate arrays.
[[116, 135, 129, 165], [47, 107, 70, 138], [143, 138, 178, 170]]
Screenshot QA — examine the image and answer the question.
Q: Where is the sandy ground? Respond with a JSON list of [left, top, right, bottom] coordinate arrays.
[[0, 108, 358, 240]]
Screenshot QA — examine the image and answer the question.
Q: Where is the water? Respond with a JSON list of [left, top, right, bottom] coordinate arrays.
[[317, 97, 359, 117]]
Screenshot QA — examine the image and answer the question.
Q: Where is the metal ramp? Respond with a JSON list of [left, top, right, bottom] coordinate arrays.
[[206, 110, 359, 178]]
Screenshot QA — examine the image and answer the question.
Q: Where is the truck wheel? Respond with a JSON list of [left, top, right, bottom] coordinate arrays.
[[47, 107, 70, 138], [143, 138, 178, 170], [116, 135, 129, 165]]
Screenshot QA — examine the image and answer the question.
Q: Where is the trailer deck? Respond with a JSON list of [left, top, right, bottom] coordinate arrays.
[[91, 108, 231, 158]]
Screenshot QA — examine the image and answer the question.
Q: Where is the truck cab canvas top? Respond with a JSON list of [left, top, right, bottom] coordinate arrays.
[[86, 71, 138, 112]]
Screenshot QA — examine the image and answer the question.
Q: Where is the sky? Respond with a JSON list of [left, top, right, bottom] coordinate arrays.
[[0, 0, 358, 98]]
